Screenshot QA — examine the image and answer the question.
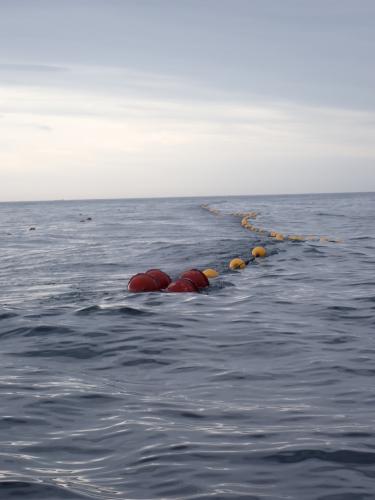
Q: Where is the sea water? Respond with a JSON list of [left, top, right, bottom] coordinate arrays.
[[0, 192, 374, 499]]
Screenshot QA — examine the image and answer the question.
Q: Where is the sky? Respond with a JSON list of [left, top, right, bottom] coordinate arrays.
[[0, 0, 374, 201]]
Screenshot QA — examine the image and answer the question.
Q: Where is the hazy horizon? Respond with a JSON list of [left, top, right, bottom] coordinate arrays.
[[1, 0, 374, 202], [1, 189, 374, 205]]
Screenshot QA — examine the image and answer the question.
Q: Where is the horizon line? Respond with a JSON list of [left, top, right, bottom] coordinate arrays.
[[0, 189, 374, 205]]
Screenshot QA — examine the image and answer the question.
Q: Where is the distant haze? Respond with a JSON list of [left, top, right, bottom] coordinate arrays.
[[0, 0, 374, 201]]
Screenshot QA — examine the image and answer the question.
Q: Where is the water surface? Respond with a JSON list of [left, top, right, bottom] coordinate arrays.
[[0, 192, 374, 499]]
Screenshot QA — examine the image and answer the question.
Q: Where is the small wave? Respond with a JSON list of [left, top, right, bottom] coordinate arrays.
[[316, 212, 346, 218], [75, 304, 151, 316], [121, 357, 170, 367], [265, 448, 375, 465], [0, 325, 74, 340], [0, 311, 17, 320], [0, 415, 45, 429], [20, 344, 100, 359], [326, 305, 357, 311], [349, 236, 374, 241], [0, 480, 89, 499]]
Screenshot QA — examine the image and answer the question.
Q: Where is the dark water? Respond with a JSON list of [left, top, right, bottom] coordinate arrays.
[[0, 192, 374, 500]]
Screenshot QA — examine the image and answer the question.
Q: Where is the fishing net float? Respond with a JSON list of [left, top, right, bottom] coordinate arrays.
[[203, 268, 219, 279], [229, 258, 247, 270], [128, 268, 210, 294]]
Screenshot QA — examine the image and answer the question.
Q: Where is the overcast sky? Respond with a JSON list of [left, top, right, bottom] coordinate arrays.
[[1, 0, 374, 201]]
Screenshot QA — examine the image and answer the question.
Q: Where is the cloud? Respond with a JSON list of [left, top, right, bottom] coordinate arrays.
[[0, 64, 374, 201], [0, 63, 68, 73]]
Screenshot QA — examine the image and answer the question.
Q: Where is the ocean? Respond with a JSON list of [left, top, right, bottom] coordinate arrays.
[[0, 192, 374, 499]]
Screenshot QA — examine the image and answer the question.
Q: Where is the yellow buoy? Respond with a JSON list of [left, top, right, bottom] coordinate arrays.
[[252, 246, 267, 257], [275, 233, 285, 241], [229, 258, 246, 270], [203, 268, 219, 279]]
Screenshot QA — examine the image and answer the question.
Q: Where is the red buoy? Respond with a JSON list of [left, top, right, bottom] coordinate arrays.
[[180, 269, 209, 289], [166, 278, 198, 293], [146, 269, 172, 289], [128, 273, 160, 292]]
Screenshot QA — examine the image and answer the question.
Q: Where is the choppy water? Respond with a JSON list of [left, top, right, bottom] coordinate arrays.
[[0, 192, 374, 500]]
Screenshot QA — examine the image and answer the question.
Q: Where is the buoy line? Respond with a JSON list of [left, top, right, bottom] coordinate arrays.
[[201, 204, 343, 244], [127, 202, 340, 293]]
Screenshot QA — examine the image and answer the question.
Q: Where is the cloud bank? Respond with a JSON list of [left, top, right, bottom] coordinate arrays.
[[0, 1, 374, 201]]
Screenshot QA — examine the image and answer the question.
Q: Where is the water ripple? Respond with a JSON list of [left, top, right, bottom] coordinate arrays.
[[0, 193, 374, 499]]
